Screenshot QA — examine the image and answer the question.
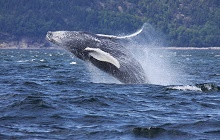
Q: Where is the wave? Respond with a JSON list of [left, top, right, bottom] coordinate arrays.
[[209, 74, 220, 76], [133, 126, 191, 139], [166, 83, 220, 92], [133, 119, 220, 139]]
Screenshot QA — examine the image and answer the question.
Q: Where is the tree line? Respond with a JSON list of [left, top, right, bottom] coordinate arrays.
[[0, 0, 219, 47]]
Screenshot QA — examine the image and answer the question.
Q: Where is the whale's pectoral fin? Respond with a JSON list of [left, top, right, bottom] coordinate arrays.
[[96, 23, 146, 40], [84, 47, 120, 69]]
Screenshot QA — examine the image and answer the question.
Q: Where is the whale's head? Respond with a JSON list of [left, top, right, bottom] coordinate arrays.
[[47, 31, 100, 60]]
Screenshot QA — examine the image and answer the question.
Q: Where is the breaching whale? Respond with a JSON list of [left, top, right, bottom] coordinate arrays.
[[46, 26, 147, 84]]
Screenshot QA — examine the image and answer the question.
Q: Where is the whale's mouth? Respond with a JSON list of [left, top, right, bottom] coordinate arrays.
[[46, 31, 61, 46], [46, 31, 53, 42]]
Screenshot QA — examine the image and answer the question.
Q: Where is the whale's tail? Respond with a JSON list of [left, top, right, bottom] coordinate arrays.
[[96, 23, 146, 40]]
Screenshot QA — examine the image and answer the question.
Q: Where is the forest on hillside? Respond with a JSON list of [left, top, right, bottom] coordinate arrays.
[[0, 0, 219, 47]]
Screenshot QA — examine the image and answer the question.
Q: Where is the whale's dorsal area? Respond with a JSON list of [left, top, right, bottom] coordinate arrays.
[[84, 47, 120, 69], [96, 23, 145, 40]]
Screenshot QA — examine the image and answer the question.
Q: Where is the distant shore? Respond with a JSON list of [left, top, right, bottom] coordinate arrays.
[[1, 39, 220, 50], [1, 46, 220, 50], [158, 47, 220, 50], [0, 47, 57, 50]]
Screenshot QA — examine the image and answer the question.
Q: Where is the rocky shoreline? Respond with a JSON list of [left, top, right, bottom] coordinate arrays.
[[0, 38, 54, 49], [1, 38, 219, 50]]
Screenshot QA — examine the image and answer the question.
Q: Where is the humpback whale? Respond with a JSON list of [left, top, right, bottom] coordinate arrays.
[[46, 26, 147, 84]]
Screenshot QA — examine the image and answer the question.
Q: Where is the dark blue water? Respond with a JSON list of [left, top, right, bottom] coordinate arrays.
[[0, 49, 220, 140]]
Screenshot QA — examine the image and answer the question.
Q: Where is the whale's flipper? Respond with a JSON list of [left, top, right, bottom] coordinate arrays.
[[96, 23, 145, 40], [84, 47, 120, 69]]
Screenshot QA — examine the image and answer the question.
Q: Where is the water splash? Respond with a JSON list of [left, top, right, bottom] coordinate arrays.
[[126, 23, 187, 85], [166, 83, 220, 92], [87, 23, 187, 85]]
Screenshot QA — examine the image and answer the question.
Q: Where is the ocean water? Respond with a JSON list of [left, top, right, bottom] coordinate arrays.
[[0, 48, 220, 140]]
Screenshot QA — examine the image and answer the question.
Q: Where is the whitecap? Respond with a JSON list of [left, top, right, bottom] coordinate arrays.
[[167, 85, 202, 92], [70, 62, 77, 65], [17, 60, 29, 63]]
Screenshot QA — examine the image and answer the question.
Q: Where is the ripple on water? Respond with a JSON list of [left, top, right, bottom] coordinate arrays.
[[0, 49, 220, 139]]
